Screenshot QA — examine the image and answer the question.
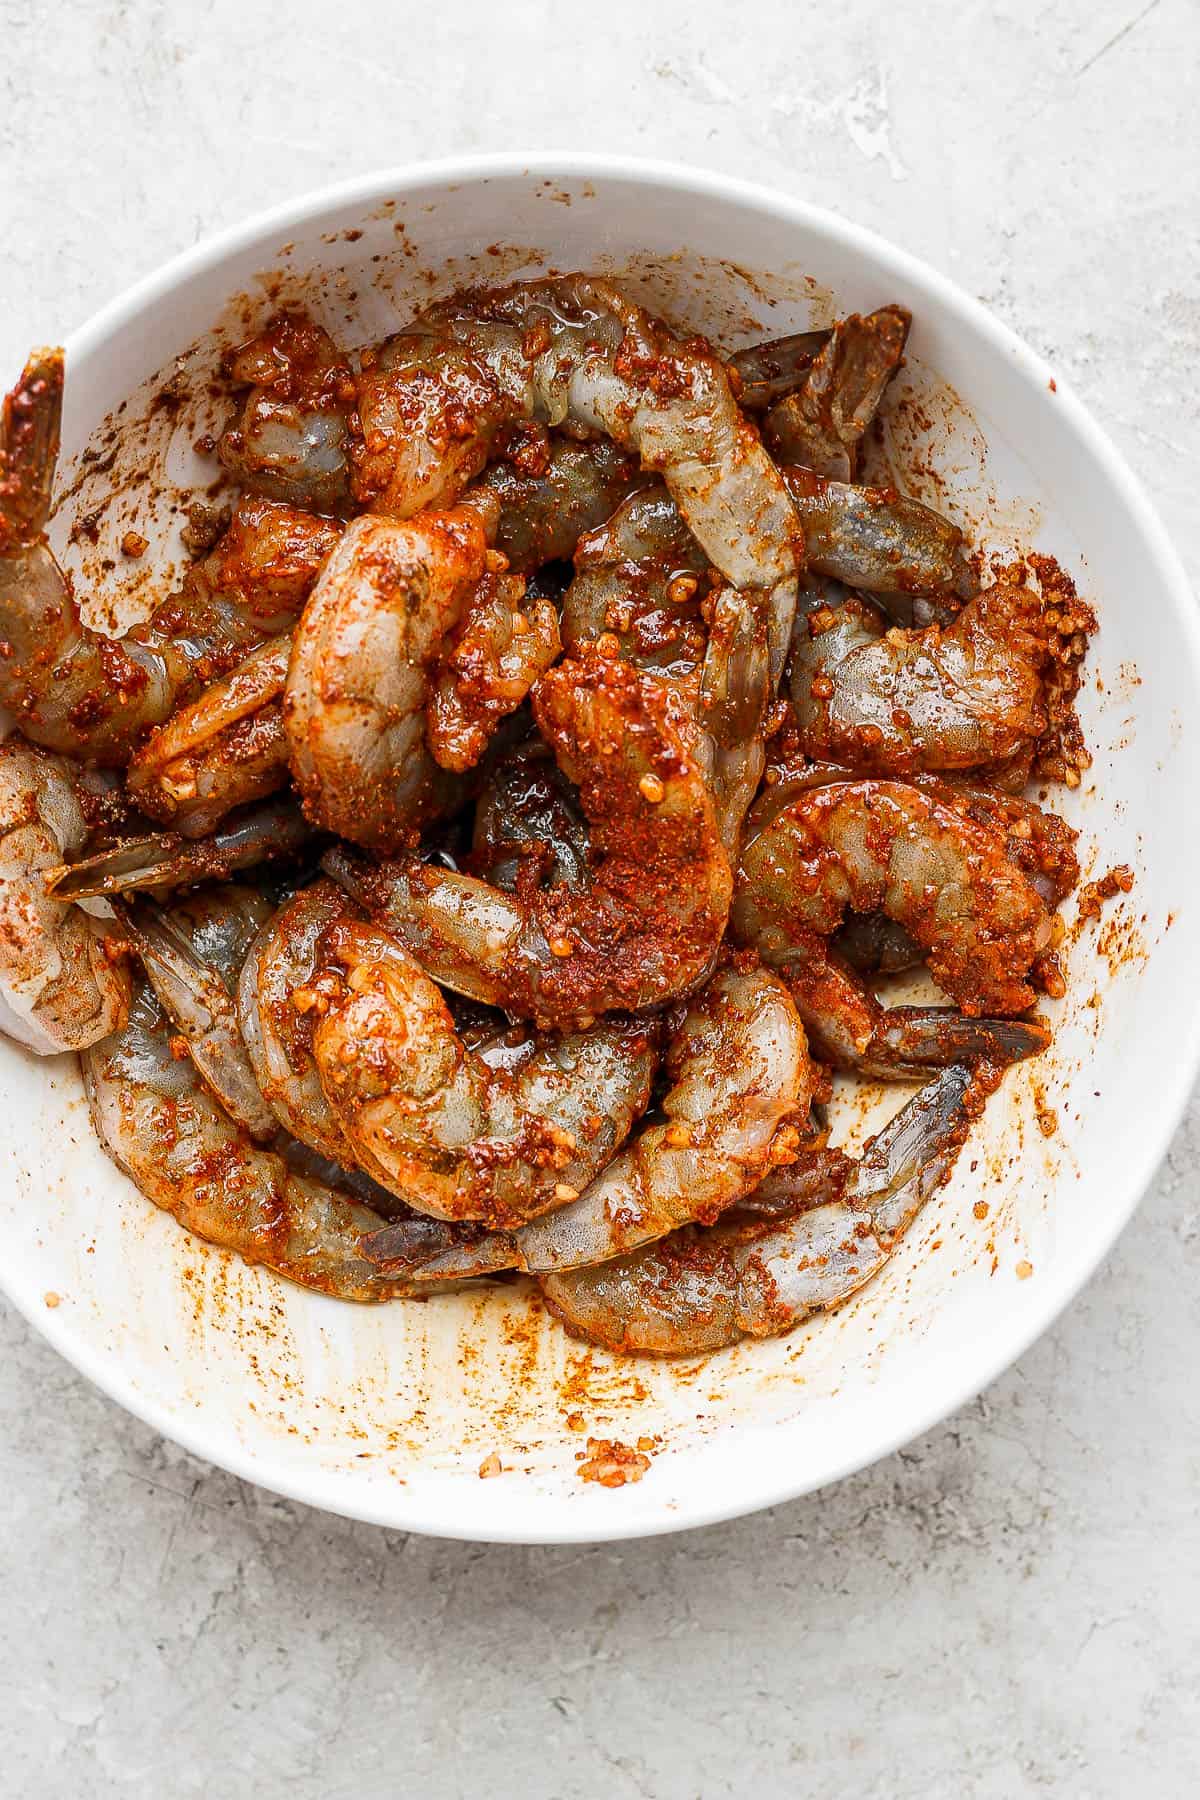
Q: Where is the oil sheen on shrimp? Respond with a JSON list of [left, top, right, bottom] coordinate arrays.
[[284, 496, 542, 850], [0, 737, 131, 1052], [309, 919, 658, 1224], [562, 486, 770, 853], [0, 348, 343, 762], [217, 312, 353, 512], [325, 651, 733, 1026], [540, 1064, 971, 1355], [116, 883, 278, 1140], [789, 582, 1055, 774], [733, 777, 1054, 1076], [369, 964, 810, 1279], [82, 980, 414, 1302], [351, 274, 802, 680]]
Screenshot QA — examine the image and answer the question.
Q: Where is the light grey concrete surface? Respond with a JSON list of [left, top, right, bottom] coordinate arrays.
[[2, 1, 1199, 1793]]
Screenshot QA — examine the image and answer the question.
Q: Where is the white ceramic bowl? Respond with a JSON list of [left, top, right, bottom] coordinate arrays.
[[3, 155, 1197, 1543]]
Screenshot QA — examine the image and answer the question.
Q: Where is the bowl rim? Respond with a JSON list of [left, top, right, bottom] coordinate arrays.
[[5, 149, 1199, 1543]]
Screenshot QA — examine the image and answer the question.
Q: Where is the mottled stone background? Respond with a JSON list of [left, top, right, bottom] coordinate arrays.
[[2, 0, 1197, 1792]]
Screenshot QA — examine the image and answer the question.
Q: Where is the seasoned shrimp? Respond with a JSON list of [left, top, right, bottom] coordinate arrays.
[[475, 439, 640, 572], [426, 573, 560, 773], [82, 980, 414, 1302], [116, 884, 278, 1140], [562, 486, 770, 853], [789, 582, 1056, 775], [541, 1064, 971, 1355], [351, 274, 802, 679], [782, 467, 977, 609], [0, 348, 341, 761], [310, 919, 658, 1224], [126, 634, 293, 834], [284, 498, 538, 850], [47, 795, 313, 900], [733, 778, 1054, 1075], [370, 963, 810, 1279], [238, 879, 364, 1166], [0, 737, 130, 1052], [326, 652, 733, 1026], [471, 739, 590, 895], [561, 487, 710, 677], [217, 312, 353, 512], [764, 307, 910, 479]]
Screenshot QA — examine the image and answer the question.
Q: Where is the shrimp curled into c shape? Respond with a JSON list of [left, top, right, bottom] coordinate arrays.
[[283, 497, 554, 851], [541, 1063, 972, 1355], [367, 963, 812, 1280], [309, 919, 660, 1225], [326, 651, 734, 1027], [732, 778, 1054, 1076], [82, 980, 417, 1303]]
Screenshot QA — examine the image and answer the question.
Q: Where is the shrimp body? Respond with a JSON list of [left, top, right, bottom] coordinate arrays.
[[372, 965, 811, 1278], [283, 503, 501, 850], [541, 1064, 970, 1355], [0, 348, 342, 762], [476, 439, 640, 572], [782, 468, 976, 606], [0, 738, 131, 1052], [217, 313, 353, 512], [790, 583, 1053, 774], [117, 884, 278, 1141], [126, 634, 293, 835], [326, 652, 733, 1026], [733, 778, 1053, 1073], [563, 487, 769, 854], [238, 880, 365, 1167], [352, 276, 801, 676], [83, 981, 413, 1302], [310, 920, 658, 1225]]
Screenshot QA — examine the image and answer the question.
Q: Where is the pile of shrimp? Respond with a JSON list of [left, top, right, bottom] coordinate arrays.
[[0, 278, 1095, 1357]]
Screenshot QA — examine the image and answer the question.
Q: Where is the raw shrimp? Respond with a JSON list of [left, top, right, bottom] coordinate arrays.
[[310, 919, 658, 1225], [541, 1064, 971, 1355], [46, 795, 313, 900], [325, 652, 733, 1026], [789, 582, 1056, 775], [115, 884, 278, 1140], [562, 488, 769, 854], [351, 274, 802, 679], [82, 980, 415, 1302], [782, 467, 977, 608], [471, 739, 590, 895], [284, 498, 536, 850], [764, 306, 910, 480], [370, 964, 810, 1279], [217, 312, 353, 512], [474, 439, 640, 572], [0, 737, 130, 1052], [126, 635, 292, 835], [733, 778, 1054, 1076], [0, 347, 342, 761], [238, 879, 365, 1166], [426, 574, 560, 773]]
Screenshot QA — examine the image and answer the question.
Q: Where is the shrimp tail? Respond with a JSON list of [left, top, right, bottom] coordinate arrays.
[[44, 798, 314, 899], [0, 347, 62, 545], [860, 1006, 1050, 1080]]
